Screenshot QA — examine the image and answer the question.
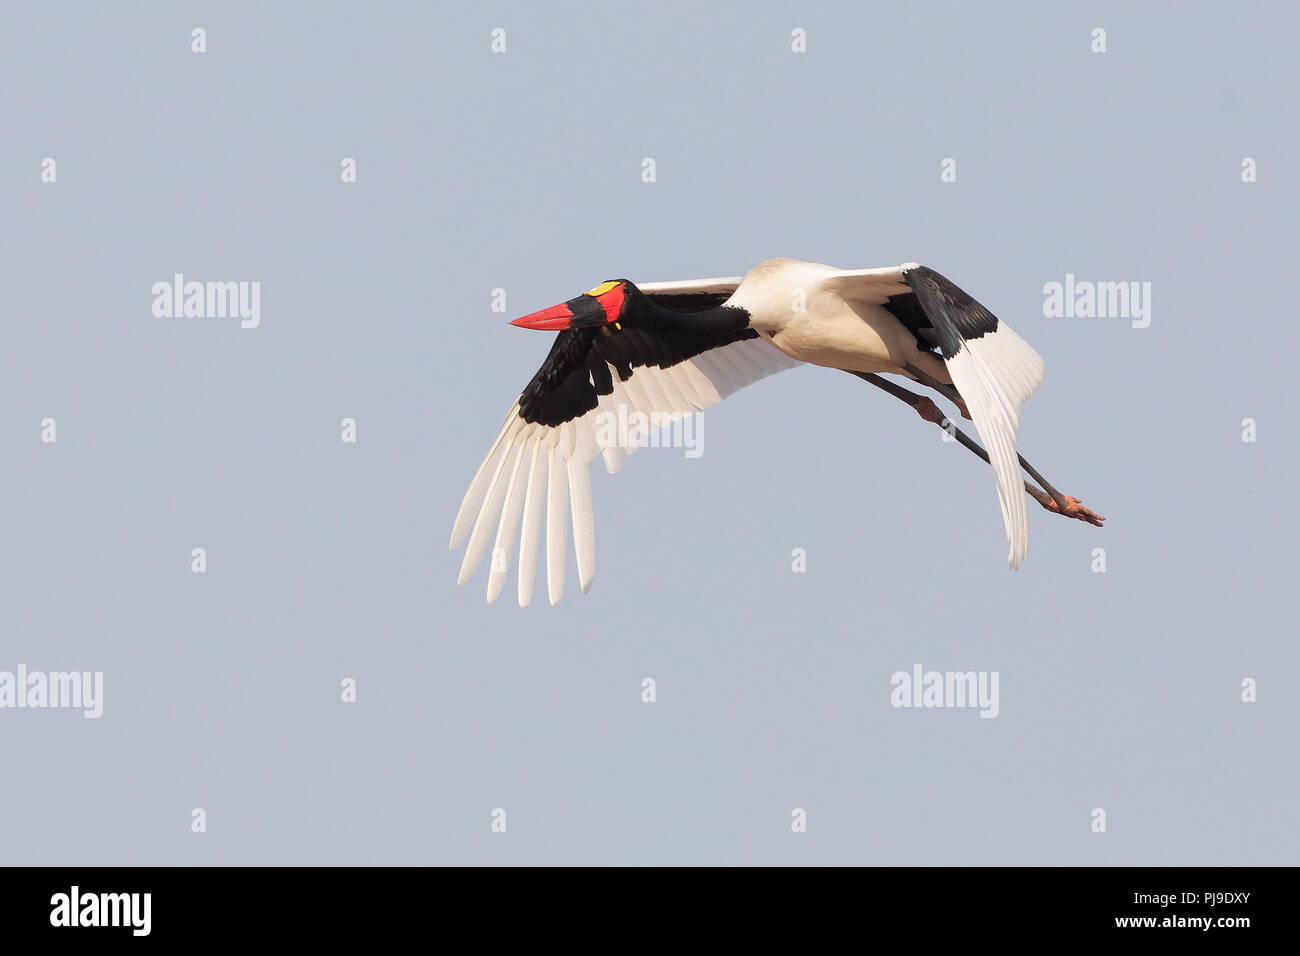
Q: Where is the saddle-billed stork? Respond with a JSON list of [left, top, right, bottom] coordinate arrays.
[[451, 258, 1104, 605]]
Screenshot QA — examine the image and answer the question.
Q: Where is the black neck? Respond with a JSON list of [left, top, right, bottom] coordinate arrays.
[[632, 295, 752, 334]]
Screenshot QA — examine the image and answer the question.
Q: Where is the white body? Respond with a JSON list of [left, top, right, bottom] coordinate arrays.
[[455, 259, 1046, 605], [723, 258, 952, 385]]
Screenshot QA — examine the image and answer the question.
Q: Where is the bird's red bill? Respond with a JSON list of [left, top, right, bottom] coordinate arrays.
[[510, 282, 626, 331], [509, 303, 575, 331]]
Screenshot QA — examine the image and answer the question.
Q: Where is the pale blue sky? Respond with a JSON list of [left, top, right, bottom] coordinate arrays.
[[1, 1, 1296, 864]]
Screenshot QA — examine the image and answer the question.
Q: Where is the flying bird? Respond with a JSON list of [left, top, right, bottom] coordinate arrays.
[[451, 258, 1103, 605]]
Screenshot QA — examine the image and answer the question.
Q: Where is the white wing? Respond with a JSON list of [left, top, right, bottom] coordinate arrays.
[[451, 293, 798, 605], [634, 276, 744, 295], [829, 263, 1045, 568]]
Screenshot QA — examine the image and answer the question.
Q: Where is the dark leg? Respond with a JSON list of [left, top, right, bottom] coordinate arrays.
[[903, 362, 969, 419], [849, 371, 1105, 527], [899, 364, 1098, 520]]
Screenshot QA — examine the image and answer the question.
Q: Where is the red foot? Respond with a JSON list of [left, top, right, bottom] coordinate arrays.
[[1044, 495, 1106, 527], [956, 399, 971, 421], [915, 397, 946, 425]]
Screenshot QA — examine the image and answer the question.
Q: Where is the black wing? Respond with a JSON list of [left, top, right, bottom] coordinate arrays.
[[518, 322, 760, 427]]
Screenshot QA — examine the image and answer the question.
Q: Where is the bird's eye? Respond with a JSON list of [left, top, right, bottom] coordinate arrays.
[[585, 280, 621, 298]]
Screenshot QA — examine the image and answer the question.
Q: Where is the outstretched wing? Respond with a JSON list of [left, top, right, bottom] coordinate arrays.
[[451, 279, 797, 606], [827, 264, 1045, 568]]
